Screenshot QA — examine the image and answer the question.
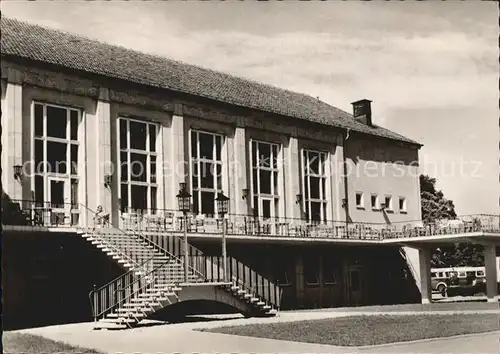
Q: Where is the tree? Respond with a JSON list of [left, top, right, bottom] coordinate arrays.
[[420, 174, 484, 267], [420, 175, 456, 224]]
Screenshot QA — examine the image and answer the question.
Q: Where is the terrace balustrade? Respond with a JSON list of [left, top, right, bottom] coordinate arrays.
[[3, 199, 500, 241]]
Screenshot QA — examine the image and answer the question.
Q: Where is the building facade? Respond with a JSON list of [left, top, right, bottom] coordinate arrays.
[[2, 18, 428, 329]]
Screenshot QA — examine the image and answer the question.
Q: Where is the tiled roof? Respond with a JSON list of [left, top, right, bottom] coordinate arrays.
[[1, 17, 420, 146]]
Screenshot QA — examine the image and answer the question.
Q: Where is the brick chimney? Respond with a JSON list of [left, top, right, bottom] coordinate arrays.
[[351, 99, 372, 126]]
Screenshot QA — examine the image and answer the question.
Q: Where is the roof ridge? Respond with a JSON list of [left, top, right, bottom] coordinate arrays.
[[0, 16, 421, 146]]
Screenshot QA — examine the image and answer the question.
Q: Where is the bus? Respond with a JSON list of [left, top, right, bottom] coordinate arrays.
[[431, 266, 486, 295]]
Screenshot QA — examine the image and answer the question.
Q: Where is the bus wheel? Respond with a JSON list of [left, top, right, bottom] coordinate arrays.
[[437, 284, 446, 296]]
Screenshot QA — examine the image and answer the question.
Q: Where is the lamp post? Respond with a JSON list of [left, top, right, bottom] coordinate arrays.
[[215, 191, 230, 282], [176, 182, 191, 283]]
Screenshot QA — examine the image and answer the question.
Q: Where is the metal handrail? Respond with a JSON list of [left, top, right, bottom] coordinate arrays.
[[139, 236, 205, 280], [89, 256, 186, 320], [78, 204, 146, 270], [86, 205, 203, 320], [119, 207, 500, 226], [121, 215, 205, 279], [124, 209, 500, 240], [91, 252, 164, 295], [80, 204, 202, 278], [185, 246, 281, 309], [188, 237, 280, 306], [140, 228, 282, 309]]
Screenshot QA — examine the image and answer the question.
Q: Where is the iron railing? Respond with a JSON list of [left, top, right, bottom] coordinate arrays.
[[89, 254, 187, 322], [142, 231, 282, 310], [79, 204, 153, 268], [119, 208, 500, 241], [86, 205, 208, 322], [186, 255, 281, 309], [4, 199, 498, 241], [2, 199, 81, 227]]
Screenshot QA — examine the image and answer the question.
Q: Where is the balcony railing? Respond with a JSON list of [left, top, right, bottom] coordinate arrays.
[[2, 199, 81, 228], [120, 208, 500, 241], [3, 200, 499, 240]]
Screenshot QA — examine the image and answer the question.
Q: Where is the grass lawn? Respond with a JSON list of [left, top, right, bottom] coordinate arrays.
[[305, 301, 500, 313], [3, 332, 103, 354], [204, 313, 500, 347]]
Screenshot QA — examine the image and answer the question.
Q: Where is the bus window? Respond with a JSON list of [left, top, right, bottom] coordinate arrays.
[[477, 271, 485, 277], [444, 272, 449, 277], [431, 272, 437, 277], [458, 272, 466, 277]]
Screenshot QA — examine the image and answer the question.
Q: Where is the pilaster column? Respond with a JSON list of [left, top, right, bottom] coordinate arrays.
[[158, 121, 169, 211], [170, 104, 185, 209], [2, 77, 23, 200], [91, 88, 112, 218], [233, 125, 248, 215], [418, 247, 432, 304], [331, 134, 346, 222], [484, 244, 498, 303], [285, 136, 300, 219]]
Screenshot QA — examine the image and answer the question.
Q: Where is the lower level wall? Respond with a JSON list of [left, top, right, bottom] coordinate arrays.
[[2, 230, 123, 330], [3, 231, 421, 330], [190, 241, 421, 310]]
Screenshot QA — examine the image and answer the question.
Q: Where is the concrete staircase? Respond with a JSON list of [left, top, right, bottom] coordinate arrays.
[[81, 226, 280, 329], [400, 246, 421, 293]]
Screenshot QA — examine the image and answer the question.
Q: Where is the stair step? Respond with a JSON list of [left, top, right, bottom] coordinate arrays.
[[116, 308, 149, 315], [144, 290, 176, 296], [94, 323, 128, 330], [123, 303, 151, 308], [99, 317, 135, 324], [130, 298, 161, 305]]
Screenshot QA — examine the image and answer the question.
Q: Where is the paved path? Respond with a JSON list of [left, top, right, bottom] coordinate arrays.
[[357, 331, 500, 354], [13, 310, 500, 354]]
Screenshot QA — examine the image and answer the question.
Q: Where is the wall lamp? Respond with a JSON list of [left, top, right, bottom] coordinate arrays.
[[242, 188, 249, 200], [296, 193, 302, 204], [104, 174, 113, 188], [380, 203, 386, 211], [13, 165, 22, 180], [341, 198, 348, 209]]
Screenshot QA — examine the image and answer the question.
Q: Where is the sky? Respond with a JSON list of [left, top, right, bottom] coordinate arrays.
[[2, 1, 498, 215]]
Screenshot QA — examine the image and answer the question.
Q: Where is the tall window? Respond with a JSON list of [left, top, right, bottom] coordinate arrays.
[[190, 130, 223, 216], [250, 140, 280, 219], [118, 118, 158, 213], [33, 102, 81, 212], [301, 149, 328, 222]]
